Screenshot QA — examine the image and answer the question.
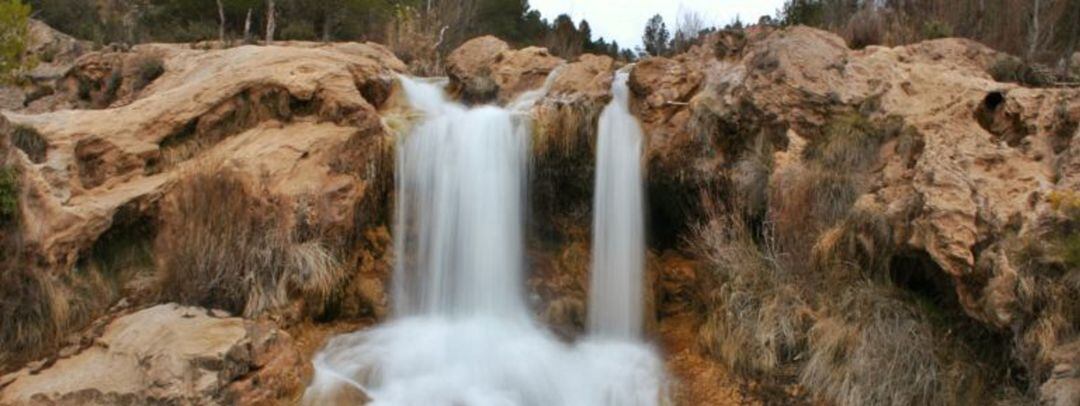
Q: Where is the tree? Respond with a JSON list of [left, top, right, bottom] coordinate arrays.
[[546, 14, 581, 58], [0, 0, 32, 83], [642, 14, 670, 56], [265, 0, 275, 44], [216, 0, 226, 42]]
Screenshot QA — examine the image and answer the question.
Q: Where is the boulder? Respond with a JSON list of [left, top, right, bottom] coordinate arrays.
[[446, 36, 565, 104], [0, 304, 305, 405], [446, 36, 511, 103]]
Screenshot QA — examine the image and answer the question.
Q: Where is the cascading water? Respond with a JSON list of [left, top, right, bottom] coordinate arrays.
[[303, 74, 665, 406], [588, 69, 646, 339]]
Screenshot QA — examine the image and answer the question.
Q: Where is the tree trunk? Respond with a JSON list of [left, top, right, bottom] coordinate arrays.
[[1028, 0, 1042, 61], [1064, 0, 1080, 79], [216, 0, 226, 43], [244, 9, 253, 43], [265, 0, 276, 45], [322, 14, 332, 42]]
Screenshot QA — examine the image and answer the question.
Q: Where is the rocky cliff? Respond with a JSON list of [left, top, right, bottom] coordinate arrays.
[[0, 22, 1077, 405]]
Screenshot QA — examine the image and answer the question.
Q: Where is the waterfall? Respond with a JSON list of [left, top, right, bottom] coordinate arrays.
[[303, 75, 665, 406], [391, 77, 529, 319], [588, 70, 646, 339]]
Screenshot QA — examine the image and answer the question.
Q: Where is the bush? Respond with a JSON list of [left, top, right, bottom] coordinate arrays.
[[156, 167, 342, 318], [0, 166, 17, 225], [0, 0, 32, 83], [0, 266, 66, 367], [989, 56, 1056, 87], [989, 56, 1024, 83], [804, 113, 886, 171], [801, 284, 989, 406], [12, 126, 46, 163], [921, 20, 952, 40], [132, 56, 165, 91], [845, 7, 884, 49], [689, 208, 812, 377]]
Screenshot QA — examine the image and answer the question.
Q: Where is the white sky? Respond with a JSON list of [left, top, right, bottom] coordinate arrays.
[[530, 0, 786, 49]]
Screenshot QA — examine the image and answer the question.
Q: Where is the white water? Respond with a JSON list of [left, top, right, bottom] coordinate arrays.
[[303, 75, 665, 406], [588, 70, 647, 339]]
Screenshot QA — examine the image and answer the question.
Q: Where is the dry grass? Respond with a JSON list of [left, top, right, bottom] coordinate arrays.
[[0, 162, 65, 369], [689, 205, 812, 378], [685, 109, 1015, 403], [804, 113, 888, 171], [156, 166, 344, 318], [801, 283, 992, 406], [812, 205, 893, 280], [769, 164, 863, 258], [11, 126, 46, 164], [844, 7, 885, 49], [0, 266, 67, 368]]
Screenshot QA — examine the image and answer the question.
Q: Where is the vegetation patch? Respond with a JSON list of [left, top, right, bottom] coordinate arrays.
[[156, 166, 343, 318], [12, 126, 47, 163], [0, 165, 18, 225], [132, 55, 165, 91]]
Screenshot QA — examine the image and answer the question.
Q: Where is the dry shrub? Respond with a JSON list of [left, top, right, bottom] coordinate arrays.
[[0, 266, 67, 368], [812, 204, 893, 280], [689, 205, 812, 377], [731, 153, 771, 220], [804, 112, 887, 171], [11, 126, 46, 164], [131, 55, 164, 91], [1010, 210, 1080, 385], [770, 164, 862, 256], [385, 6, 441, 76], [156, 166, 343, 318], [844, 7, 885, 49], [0, 163, 65, 368], [801, 283, 990, 406]]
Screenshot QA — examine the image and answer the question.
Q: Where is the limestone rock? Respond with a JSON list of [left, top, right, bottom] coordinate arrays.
[[446, 36, 511, 103], [1, 42, 404, 274], [0, 304, 304, 405], [446, 36, 565, 104]]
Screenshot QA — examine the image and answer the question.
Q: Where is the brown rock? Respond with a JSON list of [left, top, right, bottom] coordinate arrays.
[[446, 36, 511, 103], [1, 41, 404, 275], [446, 36, 566, 104], [491, 46, 563, 104], [0, 304, 304, 405]]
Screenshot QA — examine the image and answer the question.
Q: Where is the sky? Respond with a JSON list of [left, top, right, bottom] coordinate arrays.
[[530, 0, 786, 49]]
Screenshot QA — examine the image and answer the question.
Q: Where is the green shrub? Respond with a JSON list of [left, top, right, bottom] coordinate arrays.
[[921, 20, 953, 40], [0, 0, 32, 83], [989, 57, 1023, 83], [989, 57, 1056, 87], [804, 112, 886, 171]]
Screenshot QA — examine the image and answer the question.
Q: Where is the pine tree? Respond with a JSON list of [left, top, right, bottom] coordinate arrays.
[[642, 14, 670, 56]]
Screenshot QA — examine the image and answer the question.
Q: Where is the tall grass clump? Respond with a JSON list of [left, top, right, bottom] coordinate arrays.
[[688, 203, 812, 378], [801, 283, 990, 406], [11, 126, 46, 164], [0, 163, 67, 368], [156, 166, 343, 318]]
